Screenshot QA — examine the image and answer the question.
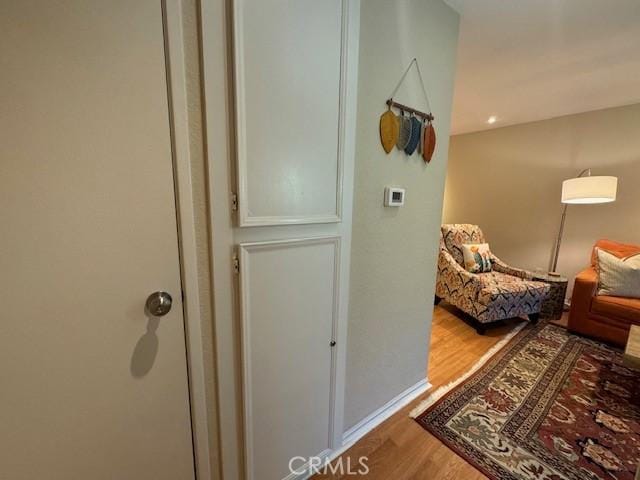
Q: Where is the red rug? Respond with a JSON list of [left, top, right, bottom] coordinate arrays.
[[414, 323, 640, 479]]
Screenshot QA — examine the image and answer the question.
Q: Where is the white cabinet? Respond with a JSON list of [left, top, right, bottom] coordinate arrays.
[[222, 1, 359, 478]]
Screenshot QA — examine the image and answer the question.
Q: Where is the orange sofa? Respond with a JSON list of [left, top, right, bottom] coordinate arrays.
[[568, 239, 640, 347]]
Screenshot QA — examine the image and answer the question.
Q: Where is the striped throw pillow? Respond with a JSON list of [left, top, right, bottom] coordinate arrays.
[[596, 248, 640, 299]]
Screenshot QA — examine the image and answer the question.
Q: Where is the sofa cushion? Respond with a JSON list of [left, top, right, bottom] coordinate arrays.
[[591, 295, 640, 324]]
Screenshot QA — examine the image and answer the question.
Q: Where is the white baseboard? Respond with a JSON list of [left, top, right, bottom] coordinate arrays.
[[282, 448, 332, 480], [282, 378, 430, 480], [341, 378, 431, 447]]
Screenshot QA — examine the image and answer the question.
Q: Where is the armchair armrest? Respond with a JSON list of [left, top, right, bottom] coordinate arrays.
[[437, 247, 484, 301], [491, 255, 533, 280]]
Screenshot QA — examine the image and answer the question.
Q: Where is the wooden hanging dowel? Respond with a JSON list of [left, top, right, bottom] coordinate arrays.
[[386, 99, 434, 122]]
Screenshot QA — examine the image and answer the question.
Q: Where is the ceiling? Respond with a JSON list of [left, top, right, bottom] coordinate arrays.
[[445, 0, 640, 135]]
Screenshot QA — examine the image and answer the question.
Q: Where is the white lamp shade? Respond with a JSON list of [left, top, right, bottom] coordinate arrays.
[[561, 176, 617, 204]]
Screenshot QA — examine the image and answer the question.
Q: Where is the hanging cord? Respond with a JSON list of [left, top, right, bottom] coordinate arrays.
[[388, 58, 432, 114], [414, 60, 432, 114]]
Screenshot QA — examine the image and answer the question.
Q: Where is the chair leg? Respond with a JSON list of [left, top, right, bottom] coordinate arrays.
[[434, 295, 441, 306], [475, 322, 486, 335], [528, 313, 540, 325]]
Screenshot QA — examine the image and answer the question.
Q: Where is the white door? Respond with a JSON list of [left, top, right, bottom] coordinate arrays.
[[0, 2, 195, 479], [227, 1, 358, 479]]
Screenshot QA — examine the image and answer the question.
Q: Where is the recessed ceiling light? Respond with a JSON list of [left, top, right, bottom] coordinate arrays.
[[487, 116, 497, 124]]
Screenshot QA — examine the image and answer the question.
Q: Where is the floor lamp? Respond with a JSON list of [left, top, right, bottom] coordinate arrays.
[[550, 168, 617, 273]]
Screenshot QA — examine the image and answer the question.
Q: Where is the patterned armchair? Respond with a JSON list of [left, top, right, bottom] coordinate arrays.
[[435, 224, 550, 334]]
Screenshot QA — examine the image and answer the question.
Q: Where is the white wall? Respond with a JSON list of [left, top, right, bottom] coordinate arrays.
[[344, 0, 459, 431], [444, 103, 640, 295]]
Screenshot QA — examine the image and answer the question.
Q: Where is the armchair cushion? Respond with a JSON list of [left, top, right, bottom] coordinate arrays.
[[461, 243, 492, 273], [441, 224, 485, 266], [476, 272, 549, 307]]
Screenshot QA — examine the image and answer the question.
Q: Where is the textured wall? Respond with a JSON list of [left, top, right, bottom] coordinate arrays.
[[344, 0, 459, 431], [444, 103, 640, 295]]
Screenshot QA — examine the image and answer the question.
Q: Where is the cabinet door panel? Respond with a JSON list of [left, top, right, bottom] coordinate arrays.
[[238, 237, 340, 479], [234, 0, 344, 225]]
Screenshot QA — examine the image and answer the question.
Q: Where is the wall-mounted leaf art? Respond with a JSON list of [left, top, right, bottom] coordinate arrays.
[[396, 114, 412, 150], [422, 122, 436, 163], [379, 109, 399, 153], [379, 58, 436, 164], [404, 116, 422, 155]]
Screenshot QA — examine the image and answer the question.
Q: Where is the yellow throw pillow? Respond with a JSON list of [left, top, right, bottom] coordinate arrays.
[[461, 243, 492, 273], [596, 248, 640, 299]]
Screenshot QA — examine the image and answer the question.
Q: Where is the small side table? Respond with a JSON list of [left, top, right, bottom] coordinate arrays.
[[626, 326, 640, 479], [531, 273, 568, 320], [623, 325, 640, 370]]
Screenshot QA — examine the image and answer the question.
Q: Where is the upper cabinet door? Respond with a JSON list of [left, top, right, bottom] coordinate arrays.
[[233, 0, 346, 226]]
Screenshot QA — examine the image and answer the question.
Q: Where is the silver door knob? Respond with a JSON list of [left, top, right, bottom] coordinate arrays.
[[145, 291, 173, 317]]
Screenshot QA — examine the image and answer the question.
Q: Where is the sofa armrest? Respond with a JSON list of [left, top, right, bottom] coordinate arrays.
[[568, 267, 598, 332], [572, 267, 598, 299], [491, 255, 533, 280]]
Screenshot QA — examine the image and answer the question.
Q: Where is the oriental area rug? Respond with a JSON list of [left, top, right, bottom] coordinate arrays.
[[414, 322, 640, 480]]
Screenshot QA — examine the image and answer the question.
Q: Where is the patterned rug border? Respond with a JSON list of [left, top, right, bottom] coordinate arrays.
[[410, 320, 529, 419], [412, 321, 638, 480], [412, 321, 551, 480]]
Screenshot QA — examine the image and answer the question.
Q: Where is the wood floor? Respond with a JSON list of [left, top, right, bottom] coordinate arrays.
[[313, 305, 567, 479]]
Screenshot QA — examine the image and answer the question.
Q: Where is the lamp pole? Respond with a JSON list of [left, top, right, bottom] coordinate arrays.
[[550, 168, 591, 272]]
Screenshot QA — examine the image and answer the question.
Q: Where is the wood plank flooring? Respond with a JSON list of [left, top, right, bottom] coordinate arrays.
[[313, 305, 567, 479]]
